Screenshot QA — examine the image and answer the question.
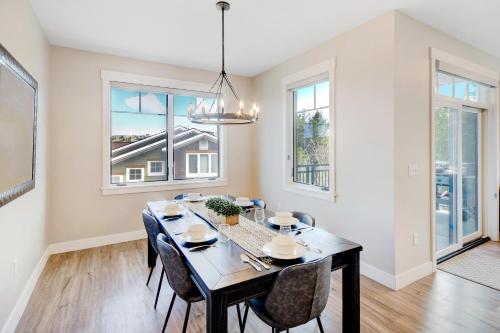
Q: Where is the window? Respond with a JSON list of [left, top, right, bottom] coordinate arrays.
[[110, 87, 167, 184], [173, 95, 219, 180], [437, 71, 489, 104], [148, 161, 165, 176], [126, 168, 144, 182], [292, 80, 330, 191], [185, 153, 218, 178], [102, 71, 226, 194], [283, 59, 335, 201]]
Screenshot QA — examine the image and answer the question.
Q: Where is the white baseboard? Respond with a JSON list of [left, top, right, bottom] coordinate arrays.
[[360, 261, 396, 289], [394, 261, 433, 290], [1, 249, 50, 333], [47, 229, 147, 254], [361, 261, 433, 290]]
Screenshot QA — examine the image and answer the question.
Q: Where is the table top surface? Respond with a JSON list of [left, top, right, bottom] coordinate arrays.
[[147, 200, 362, 293]]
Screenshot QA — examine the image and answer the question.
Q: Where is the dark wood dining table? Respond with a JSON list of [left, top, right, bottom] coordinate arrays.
[[147, 199, 362, 333]]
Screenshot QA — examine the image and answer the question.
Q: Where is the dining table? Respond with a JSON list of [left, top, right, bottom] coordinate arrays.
[[146, 198, 363, 333]]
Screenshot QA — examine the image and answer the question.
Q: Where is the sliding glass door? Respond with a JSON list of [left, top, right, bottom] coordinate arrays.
[[434, 105, 482, 258]]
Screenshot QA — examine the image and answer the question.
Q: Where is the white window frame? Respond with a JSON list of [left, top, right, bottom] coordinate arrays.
[[185, 153, 218, 178], [147, 161, 165, 176], [126, 168, 144, 182], [101, 70, 227, 195], [282, 59, 336, 202]]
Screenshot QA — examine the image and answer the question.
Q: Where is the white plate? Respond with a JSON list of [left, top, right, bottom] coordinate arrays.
[[179, 229, 218, 243], [183, 197, 205, 202], [268, 216, 299, 227], [235, 201, 254, 207], [160, 210, 185, 217], [262, 241, 306, 260]]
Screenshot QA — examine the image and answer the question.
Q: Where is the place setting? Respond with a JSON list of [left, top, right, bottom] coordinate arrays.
[[233, 197, 254, 208], [157, 202, 186, 220], [180, 192, 206, 202], [266, 211, 314, 234], [178, 223, 219, 251]]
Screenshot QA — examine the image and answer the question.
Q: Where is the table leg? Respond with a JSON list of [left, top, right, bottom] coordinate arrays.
[[147, 238, 156, 268], [342, 251, 360, 333], [206, 293, 228, 333]]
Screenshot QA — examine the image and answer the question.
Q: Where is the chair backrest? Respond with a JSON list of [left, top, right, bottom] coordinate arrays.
[[251, 198, 266, 209], [174, 194, 185, 200], [142, 209, 162, 254], [291, 211, 315, 227], [156, 234, 199, 300], [264, 256, 332, 328]]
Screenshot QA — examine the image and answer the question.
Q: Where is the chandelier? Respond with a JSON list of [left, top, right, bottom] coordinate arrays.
[[188, 1, 259, 124]]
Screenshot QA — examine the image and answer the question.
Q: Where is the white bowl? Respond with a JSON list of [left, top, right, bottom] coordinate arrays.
[[187, 223, 208, 241], [272, 235, 296, 255], [164, 203, 180, 215], [187, 193, 202, 201]]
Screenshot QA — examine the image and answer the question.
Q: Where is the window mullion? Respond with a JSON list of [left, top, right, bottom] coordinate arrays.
[[167, 95, 174, 182]]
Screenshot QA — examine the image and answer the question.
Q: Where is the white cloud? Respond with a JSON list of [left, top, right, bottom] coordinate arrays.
[[124, 93, 165, 113]]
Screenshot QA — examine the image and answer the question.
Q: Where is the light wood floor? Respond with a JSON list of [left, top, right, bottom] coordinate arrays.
[[16, 240, 500, 333]]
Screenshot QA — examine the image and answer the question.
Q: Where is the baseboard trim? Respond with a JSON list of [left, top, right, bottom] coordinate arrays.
[[395, 261, 433, 290], [1, 249, 50, 333], [361, 261, 433, 290], [47, 229, 147, 254], [360, 261, 396, 289]]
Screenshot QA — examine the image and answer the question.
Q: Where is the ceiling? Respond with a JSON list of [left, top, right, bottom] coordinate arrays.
[[29, 0, 500, 77]]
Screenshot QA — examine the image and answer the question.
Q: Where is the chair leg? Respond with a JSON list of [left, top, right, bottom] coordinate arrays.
[[146, 266, 154, 286], [236, 304, 243, 332], [182, 302, 191, 333], [162, 293, 176, 333], [317, 315, 325, 333], [241, 302, 249, 332], [154, 269, 164, 309]]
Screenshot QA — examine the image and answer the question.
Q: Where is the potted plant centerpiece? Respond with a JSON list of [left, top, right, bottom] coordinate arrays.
[[205, 197, 242, 225]]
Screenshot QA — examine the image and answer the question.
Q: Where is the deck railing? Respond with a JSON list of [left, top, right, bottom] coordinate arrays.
[[295, 164, 329, 189]]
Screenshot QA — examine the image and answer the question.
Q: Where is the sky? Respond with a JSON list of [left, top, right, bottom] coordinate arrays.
[[111, 88, 217, 136]]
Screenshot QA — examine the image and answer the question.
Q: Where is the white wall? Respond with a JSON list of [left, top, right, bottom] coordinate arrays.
[[393, 12, 500, 275], [253, 10, 500, 286], [48, 47, 256, 244], [253, 12, 397, 276], [0, 0, 50, 329]]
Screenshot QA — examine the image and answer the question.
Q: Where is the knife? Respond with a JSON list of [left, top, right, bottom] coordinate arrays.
[[245, 252, 271, 270]]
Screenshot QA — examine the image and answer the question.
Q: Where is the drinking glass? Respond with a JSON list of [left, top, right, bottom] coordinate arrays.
[[254, 208, 266, 225], [218, 223, 230, 243], [278, 225, 292, 236]]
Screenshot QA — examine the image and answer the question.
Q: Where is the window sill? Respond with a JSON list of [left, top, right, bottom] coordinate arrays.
[[101, 178, 228, 196], [283, 184, 336, 202]]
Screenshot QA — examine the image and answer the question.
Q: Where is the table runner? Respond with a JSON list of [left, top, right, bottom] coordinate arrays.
[[183, 201, 277, 258]]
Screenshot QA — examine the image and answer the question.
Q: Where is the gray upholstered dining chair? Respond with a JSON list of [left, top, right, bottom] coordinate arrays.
[[142, 209, 166, 309], [251, 198, 266, 209], [241, 256, 332, 333], [156, 233, 204, 333], [291, 211, 315, 227], [156, 233, 246, 333]]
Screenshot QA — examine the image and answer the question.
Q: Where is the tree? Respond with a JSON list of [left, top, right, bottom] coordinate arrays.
[[295, 110, 329, 166]]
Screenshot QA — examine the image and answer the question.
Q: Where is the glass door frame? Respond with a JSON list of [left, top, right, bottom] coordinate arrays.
[[433, 100, 483, 259]]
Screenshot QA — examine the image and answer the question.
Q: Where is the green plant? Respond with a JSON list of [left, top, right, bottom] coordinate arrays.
[[205, 197, 242, 217]]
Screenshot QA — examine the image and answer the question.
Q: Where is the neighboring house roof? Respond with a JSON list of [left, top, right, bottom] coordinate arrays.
[[111, 126, 217, 165]]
